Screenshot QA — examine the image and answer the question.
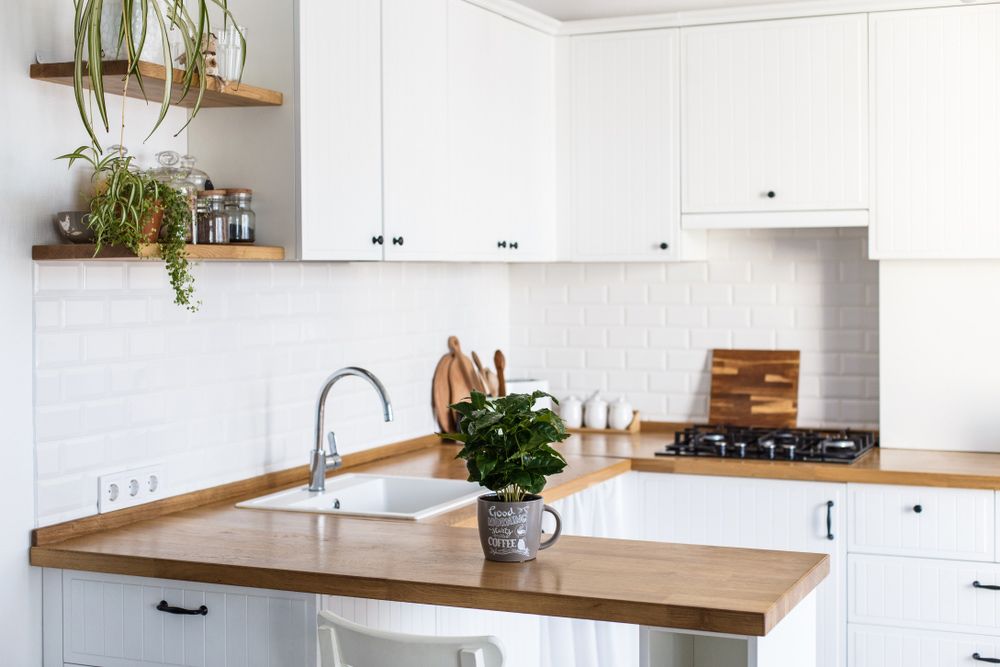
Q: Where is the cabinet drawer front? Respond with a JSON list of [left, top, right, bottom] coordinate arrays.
[[62, 571, 316, 667], [849, 624, 1000, 667], [848, 484, 994, 561], [849, 554, 1000, 635]]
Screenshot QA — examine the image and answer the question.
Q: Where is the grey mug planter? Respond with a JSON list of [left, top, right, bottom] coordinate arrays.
[[477, 494, 562, 562]]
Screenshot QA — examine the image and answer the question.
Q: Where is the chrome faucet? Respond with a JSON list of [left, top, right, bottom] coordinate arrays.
[[309, 367, 393, 493]]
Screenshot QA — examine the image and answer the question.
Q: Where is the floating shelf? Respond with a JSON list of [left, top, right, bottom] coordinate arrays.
[[33, 244, 285, 261], [29, 60, 283, 108]]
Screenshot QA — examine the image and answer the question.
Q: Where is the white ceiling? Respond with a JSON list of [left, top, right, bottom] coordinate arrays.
[[514, 0, 808, 21]]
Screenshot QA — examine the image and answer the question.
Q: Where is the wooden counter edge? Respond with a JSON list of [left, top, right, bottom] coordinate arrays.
[[32, 435, 439, 546], [762, 553, 830, 635], [27, 547, 781, 636]]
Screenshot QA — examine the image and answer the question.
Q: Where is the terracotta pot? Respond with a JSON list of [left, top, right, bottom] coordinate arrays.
[[477, 494, 562, 563], [141, 201, 165, 242]]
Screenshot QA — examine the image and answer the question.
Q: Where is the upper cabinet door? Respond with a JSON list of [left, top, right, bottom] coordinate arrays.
[[448, 0, 556, 262], [382, 0, 451, 261], [680, 15, 869, 228], [297, 0, 383, 261], [562, 29, 697, 262], [870, 6, 1000, 259]]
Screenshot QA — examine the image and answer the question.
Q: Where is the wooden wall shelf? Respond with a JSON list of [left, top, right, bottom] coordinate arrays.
[[29, 60, 283, 108], [33, 244, 285, 261]]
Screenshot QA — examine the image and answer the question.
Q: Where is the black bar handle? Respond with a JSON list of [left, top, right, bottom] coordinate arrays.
[[826, 500, 835, 540], [974, 581, 1000, 591], [157, 600, 208, 616], [973, 654, 1000, 663]]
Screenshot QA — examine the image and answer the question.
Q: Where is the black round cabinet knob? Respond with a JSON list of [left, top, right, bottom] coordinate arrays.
[[914, 505, 923, 514], [767, 191, 777, 199], [659, 242, 669, 250]]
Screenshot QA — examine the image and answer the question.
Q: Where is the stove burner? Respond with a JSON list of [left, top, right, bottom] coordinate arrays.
[[821, 438, 858, 450], [658, 425, 877, 464]]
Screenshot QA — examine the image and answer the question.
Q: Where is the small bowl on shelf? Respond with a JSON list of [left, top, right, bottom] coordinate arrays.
[[52, 211, 95, 243]]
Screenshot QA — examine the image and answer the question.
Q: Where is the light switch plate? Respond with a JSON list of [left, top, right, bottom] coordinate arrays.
[[98, 464, 166, 513]]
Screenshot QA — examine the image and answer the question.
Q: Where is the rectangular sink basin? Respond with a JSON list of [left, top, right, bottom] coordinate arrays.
[[236, 474, 484, 520]]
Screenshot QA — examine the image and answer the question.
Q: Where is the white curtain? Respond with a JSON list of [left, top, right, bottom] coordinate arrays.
[[541, 473, 640, 667]]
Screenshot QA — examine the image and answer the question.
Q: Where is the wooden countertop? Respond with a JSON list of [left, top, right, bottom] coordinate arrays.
[[559, 430, 1000, 490], [30, 440, 827, 636]]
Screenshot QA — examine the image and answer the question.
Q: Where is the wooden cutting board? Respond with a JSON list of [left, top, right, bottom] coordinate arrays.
[[708, 349, 801, 428], [431, 351, 455, 433]]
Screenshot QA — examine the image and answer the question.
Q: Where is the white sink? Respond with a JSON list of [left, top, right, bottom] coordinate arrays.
[[236, 474, 484, 520]]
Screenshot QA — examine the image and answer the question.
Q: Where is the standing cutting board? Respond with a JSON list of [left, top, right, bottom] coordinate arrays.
[[709, 349, 800, 428]]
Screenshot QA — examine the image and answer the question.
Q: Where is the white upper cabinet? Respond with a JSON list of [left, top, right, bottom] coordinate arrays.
[[870, 5, 1000, 259], [448, 0, 556, 262], [680, 14, 869, 229], [297, 0, 383, 261], [382, 0, 451, 261], [561, 29, 704, 262]]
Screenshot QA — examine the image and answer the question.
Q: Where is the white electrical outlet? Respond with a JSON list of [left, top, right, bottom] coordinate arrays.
[[98, 464, 166, 513]]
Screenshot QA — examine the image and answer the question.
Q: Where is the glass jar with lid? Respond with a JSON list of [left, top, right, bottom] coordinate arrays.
[[150, 150, 196, 242], [196, 190, 229, 244], [224, 188, 256, 243]]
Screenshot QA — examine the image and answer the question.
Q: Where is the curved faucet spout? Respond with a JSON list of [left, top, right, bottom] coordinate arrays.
[[309, 367, 393, 492]]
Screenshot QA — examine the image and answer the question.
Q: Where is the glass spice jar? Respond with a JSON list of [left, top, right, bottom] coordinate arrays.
[[195, 190, 229, 244], [224, 188, 256, 243]]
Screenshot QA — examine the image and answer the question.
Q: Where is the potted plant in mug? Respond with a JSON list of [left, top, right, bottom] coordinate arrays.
[[444, 391, 570, 562], [61, 143, 198, 310]]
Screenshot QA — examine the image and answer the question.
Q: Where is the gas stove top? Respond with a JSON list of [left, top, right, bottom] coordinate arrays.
[[655, 425, 877, 464]]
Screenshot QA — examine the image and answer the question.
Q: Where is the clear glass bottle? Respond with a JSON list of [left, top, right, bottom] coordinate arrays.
[[196, 190, 229, 244], [224, 189, 256, 243]]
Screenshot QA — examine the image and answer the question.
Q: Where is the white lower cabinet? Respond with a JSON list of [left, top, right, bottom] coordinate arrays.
[[637, 472, 846, 667], [849, 554, 1000, 636], [848, 624, 1000, 667], [48, 570, 317, 667]]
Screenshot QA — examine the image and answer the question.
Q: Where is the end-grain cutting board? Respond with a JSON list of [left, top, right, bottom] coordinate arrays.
[[708, 349, 801, 428]]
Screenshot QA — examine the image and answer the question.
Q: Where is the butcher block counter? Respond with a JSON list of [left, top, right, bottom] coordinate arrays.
[[559, 427, 1000, 490], [31, 438, 827, 638]]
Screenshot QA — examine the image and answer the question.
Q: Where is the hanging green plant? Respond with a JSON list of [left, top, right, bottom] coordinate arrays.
[[72, 0, 245, 150], [61, 143, 198, 311]]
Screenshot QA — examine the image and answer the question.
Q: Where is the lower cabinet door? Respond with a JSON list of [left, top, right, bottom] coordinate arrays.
[[849, 623, 1000, 667], [61, 571, 317, 667], [637, 472, 847, 667]]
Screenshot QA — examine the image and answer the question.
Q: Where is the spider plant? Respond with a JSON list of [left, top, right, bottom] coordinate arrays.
[[73, 0, 246, 151], [61, 143, 198, 311]]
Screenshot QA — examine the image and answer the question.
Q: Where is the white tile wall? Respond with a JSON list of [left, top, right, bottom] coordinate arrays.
[[509, 229, 879, 428], [33, 261, 509, 526]]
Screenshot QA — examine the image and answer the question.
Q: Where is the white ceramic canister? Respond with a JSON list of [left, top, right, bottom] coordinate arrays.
[[583, 394, 608, 430], [608, 396, 634, 431], [559, 396, 583, 428]]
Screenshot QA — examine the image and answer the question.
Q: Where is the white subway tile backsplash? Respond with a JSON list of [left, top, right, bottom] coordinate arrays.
[[510, 229, 878, 428], [33, 261, 509, 526]]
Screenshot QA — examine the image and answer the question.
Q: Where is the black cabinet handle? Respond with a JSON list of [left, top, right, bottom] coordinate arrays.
[[372, 235, 384, 245], [511, 241, 519, 250], [914, 504, 923, 514], [659, 242, 669, 250], [973, 654, 1000, 663], [392, 237, 404, 246], [766, 191, 776, 199], [826, 500, 835, 541], [974, 581, 1000, 591], [498, 241, 507, 249], [157, 600, 208, 616]]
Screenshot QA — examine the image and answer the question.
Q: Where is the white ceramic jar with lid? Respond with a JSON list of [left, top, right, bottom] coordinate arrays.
[[559, 395, 583, 428], [583, 393, 608, 430], [608, 397, 634, 431]]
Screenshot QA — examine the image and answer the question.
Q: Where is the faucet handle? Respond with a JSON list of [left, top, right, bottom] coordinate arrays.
[[326, 432, 342, 468]]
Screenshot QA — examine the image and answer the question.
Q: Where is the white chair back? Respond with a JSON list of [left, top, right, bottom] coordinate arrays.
[[318, 610, 505, 667]]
